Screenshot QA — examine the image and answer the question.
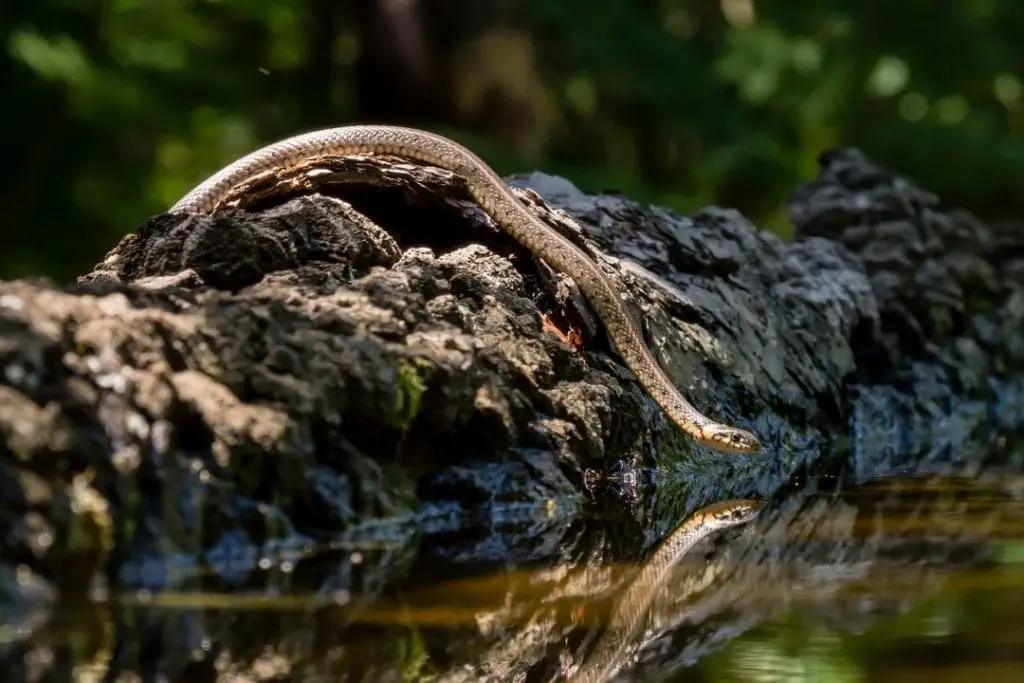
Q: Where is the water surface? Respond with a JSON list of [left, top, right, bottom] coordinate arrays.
[[4, 445, 1023, 682]]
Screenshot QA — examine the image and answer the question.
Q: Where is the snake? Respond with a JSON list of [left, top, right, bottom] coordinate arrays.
[[567, 498, 761, 683], [171, 125, 761, 453]]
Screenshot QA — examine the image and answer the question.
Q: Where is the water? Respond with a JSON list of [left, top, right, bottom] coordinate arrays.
[[3, 446, 1023, 682]]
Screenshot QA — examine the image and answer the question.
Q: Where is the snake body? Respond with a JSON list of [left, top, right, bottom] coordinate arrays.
[[171, 125, 760, 453], [568, 498, 761, 683]]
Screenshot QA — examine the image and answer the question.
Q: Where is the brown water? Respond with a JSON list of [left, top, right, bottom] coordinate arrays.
[[5, 469, 1024, 682]]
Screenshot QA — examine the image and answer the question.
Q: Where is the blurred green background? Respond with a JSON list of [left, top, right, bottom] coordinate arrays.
[[4, 0, 1024, 283]]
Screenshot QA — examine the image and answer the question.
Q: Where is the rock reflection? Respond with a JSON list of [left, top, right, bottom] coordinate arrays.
[[428, 475, 1023, 682], [1, 474, 1021, 682]]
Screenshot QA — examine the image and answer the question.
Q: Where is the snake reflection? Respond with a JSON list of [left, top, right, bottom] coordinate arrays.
[[566, 498, 760, 683]]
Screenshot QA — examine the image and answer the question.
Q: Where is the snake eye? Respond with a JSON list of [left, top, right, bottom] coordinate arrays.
[[728, 429, 762, 452]]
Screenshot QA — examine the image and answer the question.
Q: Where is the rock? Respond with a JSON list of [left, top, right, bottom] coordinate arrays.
[[788, 148, 1024, 479], [0, 145, 1021, 636]]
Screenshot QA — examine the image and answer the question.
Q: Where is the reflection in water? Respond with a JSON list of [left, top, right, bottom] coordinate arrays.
[[3, 471, 1024, 681], [424, 472, 1024, 682], [566, 499, 760, 683]]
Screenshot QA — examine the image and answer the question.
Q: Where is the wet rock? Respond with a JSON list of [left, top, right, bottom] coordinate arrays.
[[0, 145, 1021, 624], [788, 148, 1024, 479]]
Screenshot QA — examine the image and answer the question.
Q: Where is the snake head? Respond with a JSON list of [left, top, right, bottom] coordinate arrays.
[[706, 498, 761, 527], [705, 426, 762, 453]]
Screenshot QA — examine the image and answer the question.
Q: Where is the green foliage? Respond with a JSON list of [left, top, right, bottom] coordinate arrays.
[[5, 0, 1024, 281]]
